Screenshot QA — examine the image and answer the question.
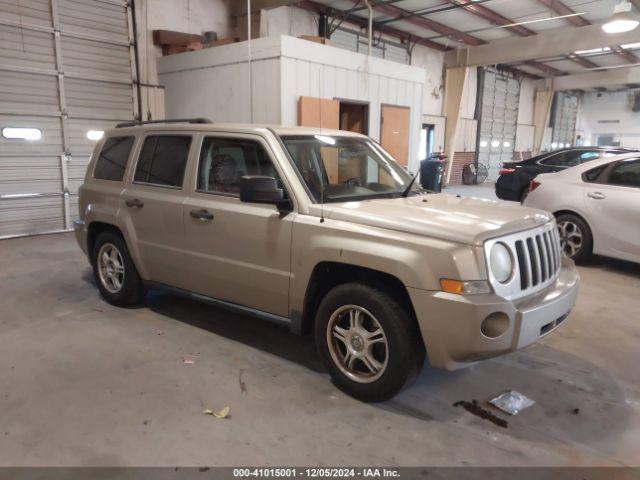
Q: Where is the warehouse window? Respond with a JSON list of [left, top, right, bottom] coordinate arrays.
[[197, 137, 281, 196], [94, 136, 135, 182], [134, 135, 192, 188], [2, 127, 42, 141]]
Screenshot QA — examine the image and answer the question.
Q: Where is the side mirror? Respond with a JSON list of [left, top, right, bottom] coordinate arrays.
[[239, 176, 291, 211]]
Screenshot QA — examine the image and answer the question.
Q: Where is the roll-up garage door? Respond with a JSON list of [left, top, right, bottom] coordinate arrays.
[[477, 69, 520, 182], [551, 92, 578, 147], [0, 0, 137, 238]]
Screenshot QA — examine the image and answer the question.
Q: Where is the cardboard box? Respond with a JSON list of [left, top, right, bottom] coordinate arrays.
[[299, 35, 333, 46]]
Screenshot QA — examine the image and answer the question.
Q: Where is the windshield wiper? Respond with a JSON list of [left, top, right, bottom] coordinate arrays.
[[401, 171, 420, 198]]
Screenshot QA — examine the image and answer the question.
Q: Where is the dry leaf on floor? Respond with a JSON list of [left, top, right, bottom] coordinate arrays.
[[203, 406, 230, 419]]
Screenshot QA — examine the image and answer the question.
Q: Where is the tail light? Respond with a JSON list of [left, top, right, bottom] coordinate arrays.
[[529, 180, 541, 192], [499, 168, 516, 175]]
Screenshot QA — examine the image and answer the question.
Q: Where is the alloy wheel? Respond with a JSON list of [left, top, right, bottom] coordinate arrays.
[[97, 243, 125, 294], [326, 305, 389, 383], [557, 220, 583, 257]]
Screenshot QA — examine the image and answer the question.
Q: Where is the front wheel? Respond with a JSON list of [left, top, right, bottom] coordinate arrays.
[[314, 283, 425, 402]]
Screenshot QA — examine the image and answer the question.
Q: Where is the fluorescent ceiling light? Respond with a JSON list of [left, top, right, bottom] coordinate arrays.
[[479, 140, 488, 148], [87, 130, 104, 141], [2, 127, 42, 140], [574, 47, 611, 55], [621, 42, 640, 49], [491, 140, 500, 148], [551, 142, 558, 149], [499, 12, 588, 29], [602, 1, 639, 33]]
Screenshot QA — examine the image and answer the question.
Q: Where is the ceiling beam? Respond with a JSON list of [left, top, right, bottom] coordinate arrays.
[[363, 1, 486, 46], [442, 0, 535, 36], [613, 46, 640, 63], [566, 53, 600, 69], [446, 24, 640, 67], [535, 0, 590, 27], [296, 0, 449, 51], [552, 65, 640, 90], [525, 60, 565, 75]]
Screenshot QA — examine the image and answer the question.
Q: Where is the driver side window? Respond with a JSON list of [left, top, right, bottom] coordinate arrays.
[[197, 137, 281, 196]]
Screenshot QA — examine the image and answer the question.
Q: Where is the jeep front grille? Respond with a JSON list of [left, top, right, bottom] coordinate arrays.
[[514, 228, 562, 290], [484, 221, 563, 301]]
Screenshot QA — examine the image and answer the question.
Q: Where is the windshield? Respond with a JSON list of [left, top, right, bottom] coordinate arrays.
[[281, 135, 421, 203]]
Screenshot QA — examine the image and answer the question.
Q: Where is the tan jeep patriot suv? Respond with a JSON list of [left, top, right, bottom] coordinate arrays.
[[74, 118, 580, 401]]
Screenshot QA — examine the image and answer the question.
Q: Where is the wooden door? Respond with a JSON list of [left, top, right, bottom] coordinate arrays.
[[298, 96, 340, 183], [380, 105, 410, 167], [298, 96, 340, 129]]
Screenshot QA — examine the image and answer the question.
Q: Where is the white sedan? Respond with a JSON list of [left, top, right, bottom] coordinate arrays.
[[523, 153, 640, 264]]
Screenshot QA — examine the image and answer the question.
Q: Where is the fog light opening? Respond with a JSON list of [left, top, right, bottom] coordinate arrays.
[[481, 312, 510, 339]]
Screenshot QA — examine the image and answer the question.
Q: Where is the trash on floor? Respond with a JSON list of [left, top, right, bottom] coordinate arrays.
[[453, 400, 508, 428], [489, 390, 535, 415], [182, 357, 195, 364], [203, 406, 230, 419]]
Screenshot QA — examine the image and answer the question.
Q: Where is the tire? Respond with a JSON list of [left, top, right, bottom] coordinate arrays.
[[314, 283, 425, 402], [91, 230, 145, 307], [556, 213, 593, 264]]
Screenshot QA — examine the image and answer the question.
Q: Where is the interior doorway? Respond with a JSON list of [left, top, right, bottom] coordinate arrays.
[[339, 101, 369, 134], [420, 124, 435, 159]]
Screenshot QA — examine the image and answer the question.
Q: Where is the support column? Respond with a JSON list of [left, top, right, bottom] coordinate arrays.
[[443, 67, 468, 184], [533, 89, 554, 155]]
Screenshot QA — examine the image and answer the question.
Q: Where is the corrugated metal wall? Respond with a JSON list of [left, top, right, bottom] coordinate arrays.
[[0, 0, 137, 238], [331, 27, 409, 65], [477, 68, 520, 182]]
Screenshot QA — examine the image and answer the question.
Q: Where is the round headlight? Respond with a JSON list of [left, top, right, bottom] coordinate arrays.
[[490, 243, 513, 283]]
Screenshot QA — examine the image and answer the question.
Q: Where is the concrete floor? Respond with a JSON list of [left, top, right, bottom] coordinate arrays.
[[1, 231, 639, 467]]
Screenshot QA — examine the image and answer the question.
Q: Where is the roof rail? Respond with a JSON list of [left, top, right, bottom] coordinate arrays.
[[115, 118, 212, 128]]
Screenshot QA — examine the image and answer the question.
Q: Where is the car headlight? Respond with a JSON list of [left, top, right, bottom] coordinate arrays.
[[490, 242, 513, 283]]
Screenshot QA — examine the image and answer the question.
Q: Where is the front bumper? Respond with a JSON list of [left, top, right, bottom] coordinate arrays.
[[407, 256, 580, 370], [73, 219, 88, 255]]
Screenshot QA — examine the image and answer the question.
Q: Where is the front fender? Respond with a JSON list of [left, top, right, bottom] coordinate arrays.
[[289, 214, 483, 316]]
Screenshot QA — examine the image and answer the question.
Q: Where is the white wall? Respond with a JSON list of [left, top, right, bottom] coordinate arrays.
[[411, 45, 444, 116], [578, 90, 640, 148], [136, 0, 229, 119], [158, 36, 426, 169], [260, 5, 317, 38]]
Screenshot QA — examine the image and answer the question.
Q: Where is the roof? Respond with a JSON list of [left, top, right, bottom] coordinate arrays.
[[108, 121, 368, 138], [302, 0, 640, 86]]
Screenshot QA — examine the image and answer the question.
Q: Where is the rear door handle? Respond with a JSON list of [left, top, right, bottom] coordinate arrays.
[[587, 192, 606, 200], [190, 209, 214, 221], [125, 198, 144, 208]]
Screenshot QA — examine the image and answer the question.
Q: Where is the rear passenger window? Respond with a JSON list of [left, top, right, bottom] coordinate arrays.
[[134, 135, 191, 188], [583, 165, 606, 182], [93, 136, 134, 181], [197, 137, 280, 195]]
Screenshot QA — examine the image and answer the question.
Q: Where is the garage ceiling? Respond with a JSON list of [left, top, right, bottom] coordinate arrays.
[[301, 0, 640, 81]]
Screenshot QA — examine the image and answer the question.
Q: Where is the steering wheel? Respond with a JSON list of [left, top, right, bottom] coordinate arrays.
[[343, 177, 362, 187]]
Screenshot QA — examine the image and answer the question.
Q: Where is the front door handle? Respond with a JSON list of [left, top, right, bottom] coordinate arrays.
[[587, 192, 606, 200], [190, 209, 214, 221], [125, 198, 144, 208]]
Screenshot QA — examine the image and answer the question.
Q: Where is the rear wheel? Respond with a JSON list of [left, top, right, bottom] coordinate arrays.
[[556, 213, 592, 264], [314, 283, 425, 402], [91, 231, 145, 306]]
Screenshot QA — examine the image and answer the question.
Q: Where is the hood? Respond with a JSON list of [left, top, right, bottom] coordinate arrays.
[[324, 193, 552, 246]]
